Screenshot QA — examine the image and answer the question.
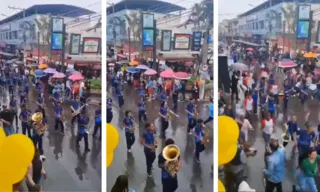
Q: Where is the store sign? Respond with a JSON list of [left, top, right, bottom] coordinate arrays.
[[142, 29, 154, 51], [298, 5, 311, 20], [70, 34, 81, 55], [297, 21, 309, 39], [142, 13, 154, 28], [52, 18, 64, 32], [82, 37, 100, 53], [173, 34, 190, 50], [191, 31, 202, 51], [161, 30, 172, 51], [51, 33, 63, 50]]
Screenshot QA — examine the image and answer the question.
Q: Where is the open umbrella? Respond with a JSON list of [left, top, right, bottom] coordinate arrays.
[[144, 69, 157, 75], [126, 67, 140, 73], [304, 52, 317, 58], [129, 61, 139, 66], [44, 68, 57, 74], [278, 61, 297, 68], [230, 63, 252, 71], [38, 64, 48, 69], [173, 72, 191, 80], [160, 69, 174, 78], [66, 68, 75, 73], [52, 72, 66, 79], [246, 47, 254, 51], [136, 65, 150, 70], [68, 74, 84, 81], [34, 69, 45, 77], [108, 63, 115, 66]]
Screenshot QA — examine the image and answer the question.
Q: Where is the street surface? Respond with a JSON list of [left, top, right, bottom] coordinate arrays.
[[4, 85, 101, 191], [107, 85, 213, 192], [225, 58, 320, 191]]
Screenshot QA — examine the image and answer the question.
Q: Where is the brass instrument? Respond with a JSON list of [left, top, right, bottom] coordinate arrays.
[[281, 124, 291, 142], [31, 112, 46, 135], [166, 114, 171, 121], [201, 125, 210, 144], [72, 104, 87, 117], [163, 144, 180, 176]]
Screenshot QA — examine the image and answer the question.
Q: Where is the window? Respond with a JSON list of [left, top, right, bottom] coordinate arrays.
[[13, 31, 18, 39], [260, 20, 264, 29], [256, 22, 258, 30]]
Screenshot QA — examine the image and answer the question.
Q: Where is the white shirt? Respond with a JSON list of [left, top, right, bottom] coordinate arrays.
[[244, 98, 253, 111], [262, 119, 274, 134], [270, 85, 279, 94], [80, 82, 85, 89]]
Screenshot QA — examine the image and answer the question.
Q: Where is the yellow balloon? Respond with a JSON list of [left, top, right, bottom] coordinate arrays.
[[0, 134, 35, 184], [218, 179, 226, 192], [218, 143, 238, 166], [106, 123, 120, 168], [218, 116, 239, 145], [107, 152, 114, 168]]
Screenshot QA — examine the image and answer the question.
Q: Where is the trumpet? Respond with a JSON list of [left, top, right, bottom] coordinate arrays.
[[163, 144, 180, 176], [281, 124, 291, 142]]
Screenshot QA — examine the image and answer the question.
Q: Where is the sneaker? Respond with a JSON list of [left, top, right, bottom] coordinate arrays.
[[188, 132, 192, 135], [195, 158, 200, 163], [40, 155, 46, 162], [128, 149, 132, 153], [85, 148, 91, 152], [147, 173, 152, 177], [60, 131, 64, 135]]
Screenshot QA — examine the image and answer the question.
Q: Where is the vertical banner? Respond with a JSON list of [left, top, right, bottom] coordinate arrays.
[[161, 30, 172, 51], [82, 37, 101, 53], [50, 17, 64, 54], [173, 34, 191, 50], [69, 34, 81, 55], [296, 4, 312, 51], [141, 13, 155, 51], [191, 31, 202, 51]]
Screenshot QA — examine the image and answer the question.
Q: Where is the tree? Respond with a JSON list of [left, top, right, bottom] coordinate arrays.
[[185, 0, 213, 71], [265, 10, 281, 38], [125, 10, 142, 50], [281, 3, 297, 49]]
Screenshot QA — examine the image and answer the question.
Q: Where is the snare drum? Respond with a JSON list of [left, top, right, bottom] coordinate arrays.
[[278, 92, 285, 100]]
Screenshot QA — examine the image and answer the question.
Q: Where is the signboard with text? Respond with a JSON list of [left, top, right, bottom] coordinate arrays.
[[141, 13, 155, 51], [82, 37, 100, 53], [173, 34, 190, 50], [69, 34, 81, 55], [191, 31, 202, 51], [161, 30, 172, 51]]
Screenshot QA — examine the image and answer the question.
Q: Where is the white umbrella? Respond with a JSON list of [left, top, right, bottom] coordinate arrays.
[[230, 63, 252, 71]]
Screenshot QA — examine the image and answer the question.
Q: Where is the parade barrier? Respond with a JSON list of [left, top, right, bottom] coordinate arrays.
[[0, 128, 35, 191], [107, 123, 120, 167], [218, 116, 239, 191]]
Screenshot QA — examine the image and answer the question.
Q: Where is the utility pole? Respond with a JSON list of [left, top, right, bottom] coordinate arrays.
[[62, 24, 66, 67], [128, 27, 131, 61], [107, 3, 116, 53], [37, 31, 40, 64], [153, 19, 157, 71]]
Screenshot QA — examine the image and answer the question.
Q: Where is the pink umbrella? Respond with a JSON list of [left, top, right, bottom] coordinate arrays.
[[52, 72, 66, 79], [68, 74, 84, 81], [144, 69, 157, 75], [108, 63, 115, 66], [160, 69, 174, 78], [173, 72, 191, 80], [278, 61, 297, 68], [315, 68, 320, 76]]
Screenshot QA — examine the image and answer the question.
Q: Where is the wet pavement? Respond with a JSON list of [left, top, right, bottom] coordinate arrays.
[[1, 84, 101, 191], [107, 84, 213, 192], [223, 59, 320, 191]]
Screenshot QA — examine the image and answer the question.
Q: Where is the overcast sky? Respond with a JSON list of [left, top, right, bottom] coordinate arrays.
[[219, 0, 267, 22], [0, 0, 100, 19]]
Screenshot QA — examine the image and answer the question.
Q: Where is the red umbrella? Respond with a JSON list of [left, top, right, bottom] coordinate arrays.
[[160, 69, 174, 78], [278, 61, 297, 68], [173, 72, 191, 80], [246, 47, 254, 51], [52, 72, 66, 79], [68, 74, 84, 81]]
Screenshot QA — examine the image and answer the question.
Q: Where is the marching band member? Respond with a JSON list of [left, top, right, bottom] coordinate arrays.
[[54, 101, 65, 135], [140, 122, 157, 177], [32, 112, 46, 156], [158, 138, 180, 192], [93, 102, 102, 140], [138, 97, 147, 123], [204, 97, 214, 124], [9, 95, 18, 129], [19, 104, 32, 137], [194, 119, 206, 163], [116, 84, 124, 108], [71, 99, 80, 125], [159, 101, 170, 137], [107, 96, 113, 123], [123, 110, 135, 152], [186, 98, 196, 134], [297, 122, 316, 156], [283, 115, 298, 148], [76, 109, 90, 152], [37, 93, 46, 119]]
